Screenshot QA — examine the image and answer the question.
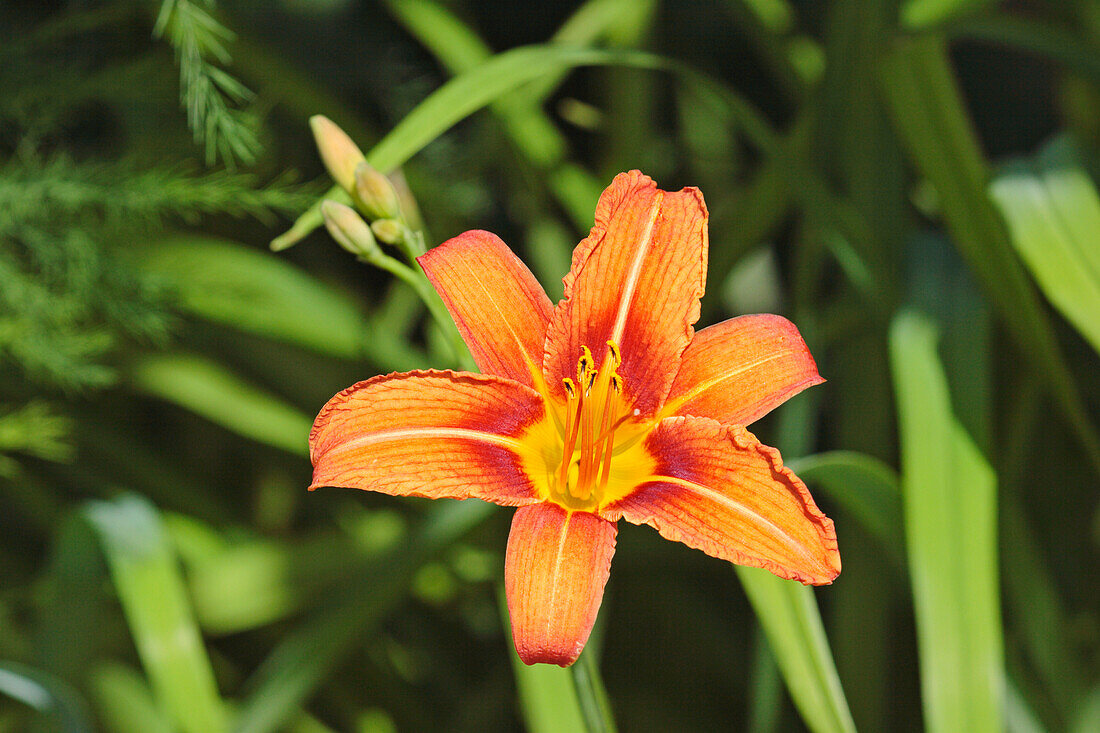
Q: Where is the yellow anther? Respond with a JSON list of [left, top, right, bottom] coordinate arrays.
[[562, 377, 576, 399], [611, 374, 623, 393], [577, 345, 594, 384], [606, 340, 621, 368], [585, 370, 597, 393]]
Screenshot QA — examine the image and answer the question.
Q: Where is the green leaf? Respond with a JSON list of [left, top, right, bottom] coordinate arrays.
[[233, 499, 494, 733], [889, 311, 1004, 733], [85, 495, 227, 733], [990, 137, 1100, 356], [129, 353, 312, 456], [901, 0, 995, 29], [788, 451, 902, 569], [879, 34, 1100, 474], [185, 511, 404, 634], [133, 236, 370, 358], [88, 663, 174, 733], [571, 648, 618, 733], [1069, 685, 1100, 733], [0, 660, 93, 733], [736, 567, 856, 733]]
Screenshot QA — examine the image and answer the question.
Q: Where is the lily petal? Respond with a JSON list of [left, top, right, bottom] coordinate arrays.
[[419, 231, 553, 389], [543, 171, 708, 415], [604, 417, 840, 584], [664, 314, 824, 425], [310, 370, 544, 506], [505, 503, 617, 666]]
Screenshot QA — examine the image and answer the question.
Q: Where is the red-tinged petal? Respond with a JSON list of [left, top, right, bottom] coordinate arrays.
[[419, 231, 553, 389], [543, 171, 708, 416], [603, 417, 840, 584], [310, 370, 545, 506], [505, 503, 617, 666], [664, 314, 824, 425]]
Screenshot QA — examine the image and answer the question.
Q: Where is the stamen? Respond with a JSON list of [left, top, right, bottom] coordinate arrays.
[[577, 346, 593, 385], [605, 340, 621, 368], [555, 343, 635, 506]]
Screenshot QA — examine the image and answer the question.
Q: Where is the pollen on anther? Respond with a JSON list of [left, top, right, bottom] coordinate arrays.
[[563, 377, 576, 399], [606, 340, 621, 367]]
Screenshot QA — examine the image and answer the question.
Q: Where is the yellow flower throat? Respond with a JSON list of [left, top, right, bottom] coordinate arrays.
[[523, 341, 655, 513]]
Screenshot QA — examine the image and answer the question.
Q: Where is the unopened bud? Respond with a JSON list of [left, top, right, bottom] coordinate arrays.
[[370, 218, 411, 246], [354, 162, 403, 221], [310, 115, 365, 193], [322, 200, 380, 260]]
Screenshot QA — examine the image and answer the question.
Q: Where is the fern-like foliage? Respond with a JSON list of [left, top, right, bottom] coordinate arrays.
[[0, 155, 319, 231], [154, 0, 260, 167]]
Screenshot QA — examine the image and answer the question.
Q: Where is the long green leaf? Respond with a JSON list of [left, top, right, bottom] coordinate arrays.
[[85, 495, 227, 733], [736, 567, 855, 733], [233, 499, 494, 733], [879, 34, 1100, 474], [901, 0, 994, 29], [990, 137, 1100, 356], [889, 311, 1003, 733], [129, 353, 312, 456], [0, 660, 93, 733], [133, 236, 370, 359], [273, 44, 781, 250], [88, 663, 174, 733], [788, 451, 902, 569]]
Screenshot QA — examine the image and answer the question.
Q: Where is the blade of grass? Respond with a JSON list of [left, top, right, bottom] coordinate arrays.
[[946, 16, 1100, 87], [889, 311, 1003, 733], [746, 628, 783, 733], [87, 663, 174, 733], [901, 0, 994, 29], [273, 45, 783, 250], [879, 34, 1100, 475], [0, 660, 93, 733], [1069, 685, 1100, 733], [85, 494, 227, 733], [990, 137, 1100, 356], [736, 567, 856, 733], [788, 451, 902, 570], [132, 236, 370, 359], [128, 353, 312, 457], [572, 648, 617, 733], [233, 499, 494, 733]]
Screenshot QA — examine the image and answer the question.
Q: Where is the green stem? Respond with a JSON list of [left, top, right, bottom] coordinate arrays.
[[571, 648, 618, 733], [367, 253, 473, 370]]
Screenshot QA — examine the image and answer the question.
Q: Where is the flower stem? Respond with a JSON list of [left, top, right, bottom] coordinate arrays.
[[366, 252, 474, 370]]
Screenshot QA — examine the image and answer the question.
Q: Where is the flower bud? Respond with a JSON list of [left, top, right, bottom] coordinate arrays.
[[310, 115, 365, 193], [370, 218, 411, 246], [354, 162, 403, 221], [322, 200, 380, 260]]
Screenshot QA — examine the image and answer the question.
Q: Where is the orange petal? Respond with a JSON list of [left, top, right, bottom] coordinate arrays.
[[543, 171, 708, 416], [664, 314, 824, 425], [310, 370, 545, 506], [419, 231, 553, 389], [505, 503, 617, 666], [603, 417, 840, 584]]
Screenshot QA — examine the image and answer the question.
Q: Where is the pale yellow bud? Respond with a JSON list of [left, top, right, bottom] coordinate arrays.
[[370, 218, 411, 246], [354, 162, 403, 221], [321, 200, 380, 260], [310, 115, 365, 193]]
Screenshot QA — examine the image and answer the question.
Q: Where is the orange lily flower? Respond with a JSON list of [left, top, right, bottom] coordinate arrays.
[[310, 171, 840, 666]]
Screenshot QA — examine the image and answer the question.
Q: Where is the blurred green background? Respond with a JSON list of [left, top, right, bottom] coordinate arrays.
[[2, 0, 1099, 731]]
